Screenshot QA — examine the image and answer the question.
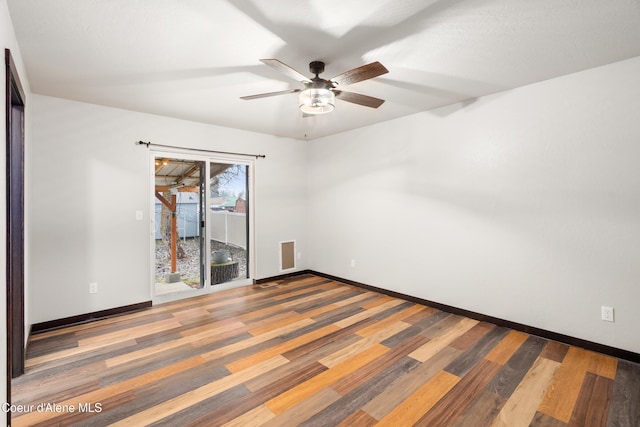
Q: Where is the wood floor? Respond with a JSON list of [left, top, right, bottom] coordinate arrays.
[[12, 274, 640, 426]]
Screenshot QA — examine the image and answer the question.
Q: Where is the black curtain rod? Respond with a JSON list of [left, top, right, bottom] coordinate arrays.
[[136, 140, 266, 159]]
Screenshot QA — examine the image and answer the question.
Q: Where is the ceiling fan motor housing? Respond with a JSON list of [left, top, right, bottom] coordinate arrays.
[[309, 61, 325, 76]]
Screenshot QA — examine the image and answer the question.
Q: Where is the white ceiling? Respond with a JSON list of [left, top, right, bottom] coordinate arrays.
[[7, 0, 640, 140]]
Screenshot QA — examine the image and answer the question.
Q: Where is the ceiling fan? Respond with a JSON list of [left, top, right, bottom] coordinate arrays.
[[240, 59, 389, 115]]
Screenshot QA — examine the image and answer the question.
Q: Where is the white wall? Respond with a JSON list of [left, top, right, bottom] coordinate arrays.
[[307, 56, 640, 354], [2, 0, 32, 419], [28, 95, 308, 324]]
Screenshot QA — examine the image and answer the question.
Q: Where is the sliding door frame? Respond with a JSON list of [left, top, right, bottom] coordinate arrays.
[[150, 149, 255, 304]]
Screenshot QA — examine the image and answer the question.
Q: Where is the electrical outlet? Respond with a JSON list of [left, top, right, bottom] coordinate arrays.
[[601, 306, 614, 322], [350, 259, 356, 268], [135, 210, 143, 221], [89, 282, 98, 294]]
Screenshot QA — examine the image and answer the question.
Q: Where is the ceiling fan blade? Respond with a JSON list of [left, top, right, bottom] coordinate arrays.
[[330, 62, 389, 86], [260, 59, 312, 83], [240, 88, 301, 100], [334, 90, 385, 108]]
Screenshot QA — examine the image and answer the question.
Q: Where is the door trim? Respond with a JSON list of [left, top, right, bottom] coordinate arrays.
[[5, 48, 26, 424]]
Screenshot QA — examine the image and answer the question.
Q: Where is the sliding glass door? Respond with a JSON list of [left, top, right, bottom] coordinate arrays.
[[151, 153, 252, 299], [153, 156, 206, 295], [209, 162, 249, 285]]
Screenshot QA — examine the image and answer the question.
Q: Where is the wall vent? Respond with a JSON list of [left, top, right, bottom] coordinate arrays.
[[280, 241, 296, 271]]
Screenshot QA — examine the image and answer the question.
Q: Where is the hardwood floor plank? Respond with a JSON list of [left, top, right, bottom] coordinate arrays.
[[331, 334, 427, 395], [245, 310, 306, 335], [334, 299, 405, 328], [98, 343, 215, 387], [110, 355, 289, 426], [12, 377, 101, 410], [415, 359, 503, 426], [293, 288, 363, 314], [152, 384, 251, 427], [419, 312, 459, 338], [31, 389, 137, 427], [370, 300, 415, 320], [87, 363, 236, 426], [190, 329, 253, 351], [361, 345, 462, 420], [207, 286, 325, 319], [14, 274, 635, 426], [280, 318, 376, 361], [220, 404, 276, 427], [277, 289, 349, 313], [72, 311, 175, 341], [243, 350, 332, 393], [318, 321, 409, 368], [400, 305, 438, 324], [568, 372, 613, 427], [449, 321, 496, 351], [134, 328, 184, 346], [538, 346, 592, 423], [335, 410, 378, 427], [180, 362, 329, 427], [105, 320, 248, 367], [25, 332, 78, 358], [491, 356, 561, 427], [77, 317, 183, 346], [376, 370, 460, 426], [12, 355, 207, 426], [301, 356, 421, 426], [225, 324, 341, 373], [279, 309, 366, 341], [355, 303, 425, 337], [308, 304, 364, 324], [200, 318, 315, 362], [485, 335, 547, 398], [531, 411, 567, 427], [234, 303, 297, 324], [607, 359, 640, 427], [484, 330, 529, 365], [265, 344, 389, 415], [262, 387, 342, 427], [24, 337, 139, 370], [380, 309, 450, 348], [360, 294, 396, 309], [540, 340, 569, 363], [29, 308, 165, 341], [331, 291, 380, 307], [409, 316, 479, 362], [23, 340, 143, 383], [294, 302, 341, 319], [11, 366, 103, 406], [444, 325, 509, 377], [587, 350, 618, 380], [452, 389, 505, 427], [271, 282, 340, 301], [275, 288, 345, 308]]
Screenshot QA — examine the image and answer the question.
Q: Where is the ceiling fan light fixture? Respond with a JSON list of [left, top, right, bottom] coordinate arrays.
[[299, 88, 335, 114]]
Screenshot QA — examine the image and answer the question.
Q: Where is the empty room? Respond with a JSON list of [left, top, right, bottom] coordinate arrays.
[[2, 1, 640, 426]]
